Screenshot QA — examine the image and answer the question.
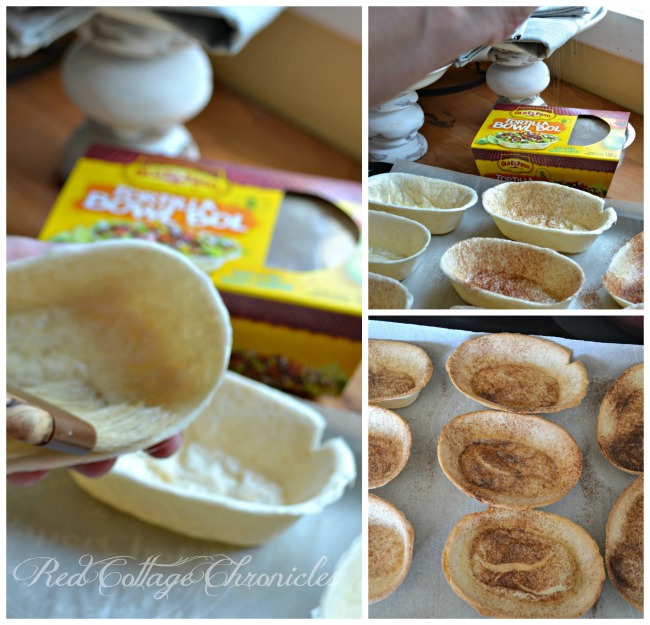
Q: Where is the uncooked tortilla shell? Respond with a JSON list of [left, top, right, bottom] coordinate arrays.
[[368, 172, 476, 210], [603, 232, 644, 307], [7, 240, 231, 473], [482, 181, 616, 253], [70, 372, 356, 546], [440, 237, 584, 309], [314, 535, 362, 618]]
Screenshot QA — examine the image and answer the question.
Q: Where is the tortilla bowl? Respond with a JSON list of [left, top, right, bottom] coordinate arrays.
[[368, 494, 414, 604], [605, 476, 644, 611], [482, 181, 616, 253], [368, 172, 477, 234], [493, 130, 558, 150], [369, 339, 433, 409], [48, 220, 241, 274], [440, 237, 584, 309], [369, 405, 412, 489], [7, 240, 231, 473], [368, 210, 430, 281], [71, 372, 356, 546], [446, 333, 588, 414], [598, 363, 644, 474], [313, 535, 362, 618], [442, 508, 605, 618], [603, 232, 644, 307], [369, 272, 413, 309], [438, 410, 582, 508]]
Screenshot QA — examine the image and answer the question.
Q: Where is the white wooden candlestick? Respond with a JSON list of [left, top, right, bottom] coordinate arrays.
[[485, 47, 550, 105], [60, 12, 213, 177], [484, 9, 609, 107], [369, 65, 450, 164]]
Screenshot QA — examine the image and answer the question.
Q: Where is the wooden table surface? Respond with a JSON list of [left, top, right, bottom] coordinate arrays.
[[416, 64, 644, 204], [6, 63, 362, 237]]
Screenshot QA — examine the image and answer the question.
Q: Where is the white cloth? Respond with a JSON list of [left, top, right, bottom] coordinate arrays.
[[6, 6, 283, 58], [156, 7, 283, 54], [455, 6, 606, 66], [6, 7, 98, 57]]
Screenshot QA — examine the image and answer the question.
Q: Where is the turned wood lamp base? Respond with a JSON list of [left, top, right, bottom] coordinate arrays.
[[60, 11, 212, 178]]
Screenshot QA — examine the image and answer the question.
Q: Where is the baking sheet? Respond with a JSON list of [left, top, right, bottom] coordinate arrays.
[[6, 411, 361, 618], [368, 320, 643, 619], [381, 161, 643, 310]]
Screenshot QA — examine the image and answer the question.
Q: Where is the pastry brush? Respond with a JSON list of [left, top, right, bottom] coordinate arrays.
[[6, 382, 96, 454]]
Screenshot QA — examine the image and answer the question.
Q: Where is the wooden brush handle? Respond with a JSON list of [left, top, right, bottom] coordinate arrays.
[[6, 384, 96, 454], [6, 394, 54, 445]]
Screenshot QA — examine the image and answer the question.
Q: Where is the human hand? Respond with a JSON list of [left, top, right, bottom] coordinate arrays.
[[8, 434, 183, 486], [6, 235, 184, 486], [6, 235, 54, 262], [369, 6, 536, 107]]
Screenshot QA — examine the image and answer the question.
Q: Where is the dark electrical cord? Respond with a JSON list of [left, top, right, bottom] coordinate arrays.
[[7, 39, 69, 84], [417, 62, 486, 97]]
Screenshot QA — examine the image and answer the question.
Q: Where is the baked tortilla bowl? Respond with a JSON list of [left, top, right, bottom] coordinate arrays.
[[369, 339, 433, 409], [369, 405, 412, 489], [605, 476, 644, 612], [368, 172, 478, 234], [71, 372, 356, 546], [368, 493, 414, 604], [7, 240, 231, 473], [440, 237, 584, 309], [369, 272, 413, 309], [438, 410, 582, 508], [314, 534, 362, 618], [442, 508, 605, 618], [369, 210, 430, 281], [604, 232, 644, 308], [598, 363, 644, 474], [446, 333, 588, 414], [482, 181, 616, 253]]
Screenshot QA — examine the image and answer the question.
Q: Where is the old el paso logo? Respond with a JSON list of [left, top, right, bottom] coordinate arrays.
[[498, 155, 533, 174], [511, 107, 556, 120], [127, 163, 229, 194]]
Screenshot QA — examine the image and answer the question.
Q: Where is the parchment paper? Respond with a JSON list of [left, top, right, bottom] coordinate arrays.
[[383, 161, 643, 310], [368, 320, 643, 619], [6, 409, 361, 619]]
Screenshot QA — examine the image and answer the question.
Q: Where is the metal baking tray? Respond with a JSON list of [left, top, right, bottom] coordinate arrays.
[[374, 161, 643, 310], [368, 320, 643, 619]]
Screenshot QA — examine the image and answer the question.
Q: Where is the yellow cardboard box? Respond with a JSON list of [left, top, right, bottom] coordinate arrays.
[[40, 146, 362, 400], [472, 104, 630, 197]]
